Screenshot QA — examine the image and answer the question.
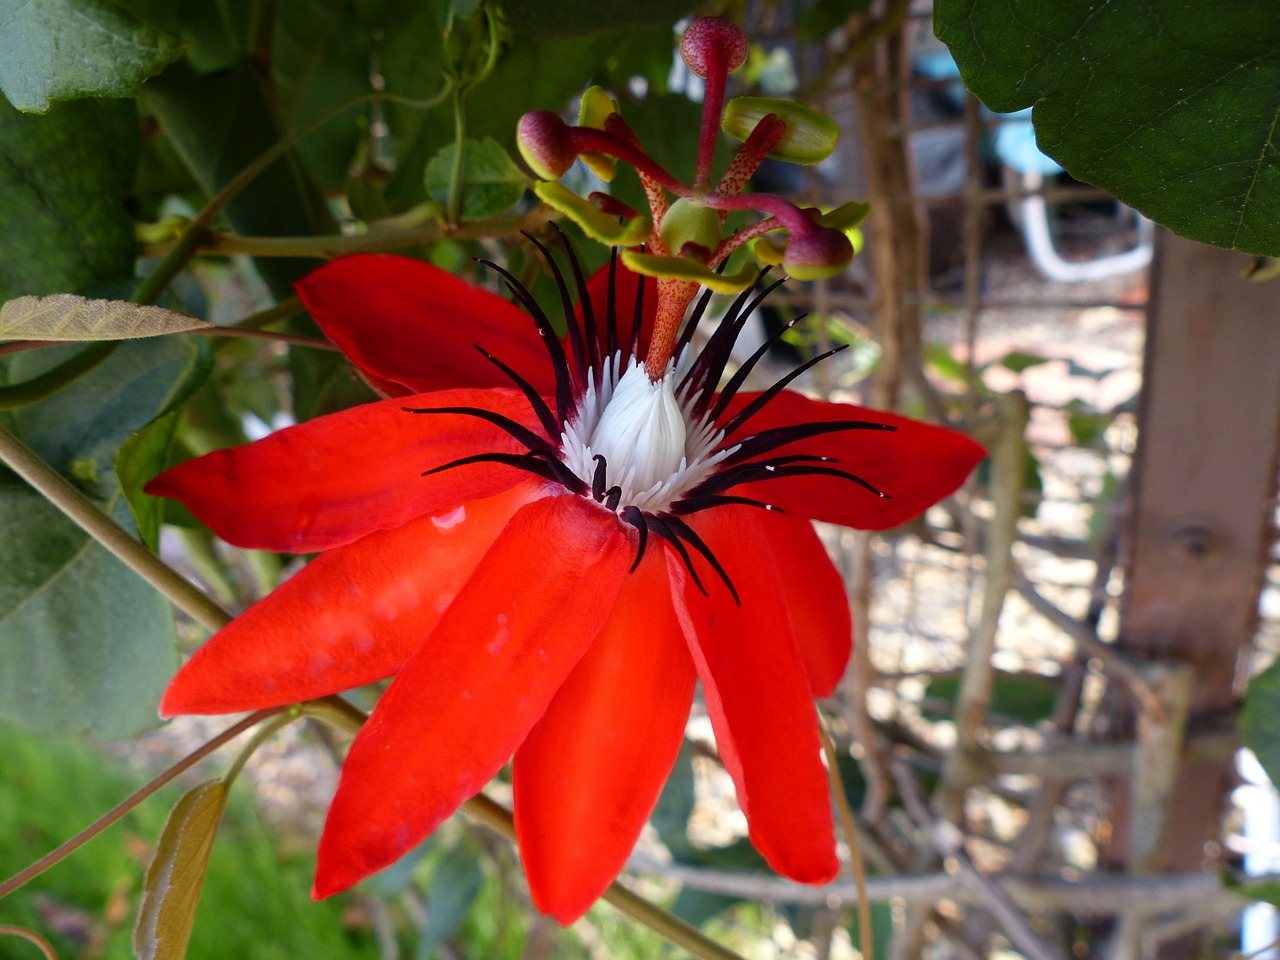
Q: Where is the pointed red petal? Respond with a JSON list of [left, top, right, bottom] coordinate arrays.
[[578, 260, 657, 359], [296, 255, 555, 395], [160, 482, 545, 717], [669, 507, 839, 884], [513, 545, 695, 923], [313, 494, 631, 898], [720, 389, 986, 530], [753, 511, 852, 698], [146, 388, 540, 552]]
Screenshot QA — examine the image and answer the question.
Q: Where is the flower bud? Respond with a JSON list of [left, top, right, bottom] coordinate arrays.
[[679, 17, 748, 78], [517, 111, 578, 180], [722, 97, 839, 164], [577, 86, 620, 181], [658, 198, 721, 261], [534, 182, 652, 246], [782, 225, 854, 280]]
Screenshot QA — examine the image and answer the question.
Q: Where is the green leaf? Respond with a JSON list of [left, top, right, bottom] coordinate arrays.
[[924, 670, 1059, 726], [503, 0, 695, 38], [424, 137, 529, 219], [117, 411, 182, 552], [0, 337, 206, 736], [0, 97, 139, 302], [999, 351, 1050, 374], [416, 845, 484, 960], [848, 901, 896, 960], [0, 295, 210, 341], [1242, 660, 1280, 786], [797, 0, 874, 41], [935, 0, 1280, 255], [134, 780, 229, 960], [141, 59, 338, 299], [1224, 873, 1280, 908], [651, 742, 697, 858], [0, 0, 182, 112], [0, 479, 179, 737]]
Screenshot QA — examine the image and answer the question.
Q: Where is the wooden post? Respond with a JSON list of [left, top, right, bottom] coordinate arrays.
[[1111, 229, 1280, 919]]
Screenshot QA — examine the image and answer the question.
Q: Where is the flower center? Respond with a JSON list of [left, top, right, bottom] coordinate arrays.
[[560, 356, 727, 512]]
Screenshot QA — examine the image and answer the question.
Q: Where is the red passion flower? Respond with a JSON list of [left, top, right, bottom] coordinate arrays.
[[148, 239, 984, 922]]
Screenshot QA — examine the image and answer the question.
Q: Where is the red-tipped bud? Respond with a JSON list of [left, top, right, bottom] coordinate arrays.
[[680, 17, 748, 79], [783, 224, 854, 280], [517, 111, 579, 180]]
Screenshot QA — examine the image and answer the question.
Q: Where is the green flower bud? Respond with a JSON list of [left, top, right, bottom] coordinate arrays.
[[658, 198, 721, 262], [722, 97, 839, 165], [577, 86, 620, 182], [620, 250, 759, 293], [534, 182, 652, 246]]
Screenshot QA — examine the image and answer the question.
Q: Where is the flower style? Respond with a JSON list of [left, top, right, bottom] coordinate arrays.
[[148, 240, 984, 923]]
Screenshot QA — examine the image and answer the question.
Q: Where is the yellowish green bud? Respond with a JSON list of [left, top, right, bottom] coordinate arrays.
[[722, 97, 839, 164]]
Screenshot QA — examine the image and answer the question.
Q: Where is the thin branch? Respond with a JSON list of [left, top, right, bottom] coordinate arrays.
[[1013, 570, 1167, 721], [0, 709, 279, 901], [172, 207, 556, 260], [890, 760, 1062, 960], [0, 427, 231, 632]]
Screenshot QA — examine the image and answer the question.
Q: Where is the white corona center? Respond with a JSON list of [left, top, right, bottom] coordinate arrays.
[[560, 355, 729, 512]]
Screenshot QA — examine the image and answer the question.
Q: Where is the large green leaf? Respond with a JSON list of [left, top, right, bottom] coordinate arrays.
[[141, 59, 338, 298], [935, 0, 1280, 255], [0, 97, 139, 301], [0, 337, 209, 736], [0, 0, 183, 112], [0, 479, 180, 737]]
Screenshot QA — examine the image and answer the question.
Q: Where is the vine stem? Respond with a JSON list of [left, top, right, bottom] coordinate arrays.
[[820, 724, 875, 960], [0, 925, 57, 960], [167, 206, 557, 260], [136, 86, 452, 301], [0, 427, 231, 632], [0, 709, 281, 902]]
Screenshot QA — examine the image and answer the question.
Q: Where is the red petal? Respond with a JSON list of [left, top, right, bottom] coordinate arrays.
[[161, 482, 546, 716], [146, 388, 540, 552], [720, 390, 986, 530], [296, 255, 555, 395], [669, 506, 839, 884], [577, 260, 657, 360], [313, 494, 631, 898], [753, 511, 852, 698], [513, 545, 694, 923]]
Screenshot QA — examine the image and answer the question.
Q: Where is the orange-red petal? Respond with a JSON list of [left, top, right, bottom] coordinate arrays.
[[313, 494, 631, 898], [721, 389, 986, 530], [513, 544, 695, 923], [146, 388, 540, 552], [669, 507, 839, 884], [160, 482, 546, 716], [753, 510, 852, 698], [295, 255, 555, 396]]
